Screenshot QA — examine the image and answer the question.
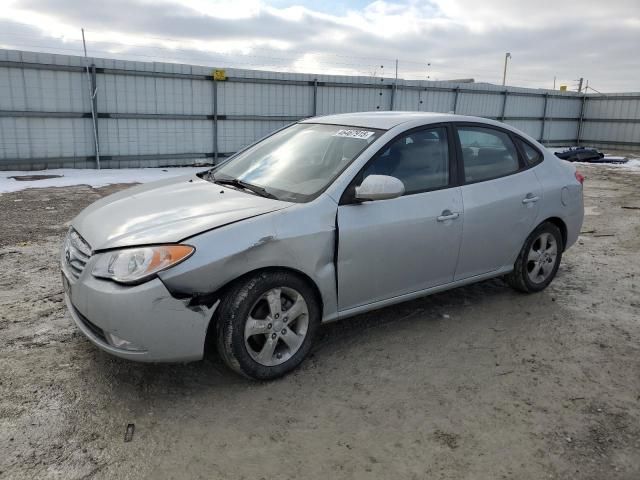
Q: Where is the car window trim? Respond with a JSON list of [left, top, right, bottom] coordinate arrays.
[[513, 135, 545, 167], [339, 122, 458, 205], [452, 122, 534, 186]]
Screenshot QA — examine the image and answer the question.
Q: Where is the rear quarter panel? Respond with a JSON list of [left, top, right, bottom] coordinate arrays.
[[532, 151, 584, 249]]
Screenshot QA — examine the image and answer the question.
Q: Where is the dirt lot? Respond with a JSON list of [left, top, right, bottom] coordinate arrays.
[[1, 163, 639, 480]]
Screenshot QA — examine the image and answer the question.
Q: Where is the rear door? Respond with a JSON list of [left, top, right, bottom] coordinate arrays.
[[336, 125, 463, 312], [453, 124, 542, 280]]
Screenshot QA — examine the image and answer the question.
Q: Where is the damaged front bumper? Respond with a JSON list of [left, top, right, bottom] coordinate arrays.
[[62, 267, 215, 363]]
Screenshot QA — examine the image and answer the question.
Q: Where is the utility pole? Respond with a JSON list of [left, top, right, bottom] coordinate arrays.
[[577, 77, 584, 93], [553, 76, 556, 89], [390, 59, 398, 111], [81, 28, 100, 169], [502, 52, 511, 86], [376, 65, 384, 110]]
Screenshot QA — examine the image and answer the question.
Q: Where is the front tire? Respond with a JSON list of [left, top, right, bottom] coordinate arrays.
[[216, 270, 321, 380], [506, 222, 563, 293]]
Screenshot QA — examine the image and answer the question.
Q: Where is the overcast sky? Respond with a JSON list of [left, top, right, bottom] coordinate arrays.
[[1, 0, 639, 92]]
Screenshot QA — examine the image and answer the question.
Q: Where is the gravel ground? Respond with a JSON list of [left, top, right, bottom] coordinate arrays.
[[1, 164, 639, 479]]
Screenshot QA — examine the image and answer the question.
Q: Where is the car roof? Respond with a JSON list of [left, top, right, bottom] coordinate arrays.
[[301, 111, 505, 131]]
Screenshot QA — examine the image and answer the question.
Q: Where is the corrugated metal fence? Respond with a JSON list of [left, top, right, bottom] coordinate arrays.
[[1, 49, 639, 170]]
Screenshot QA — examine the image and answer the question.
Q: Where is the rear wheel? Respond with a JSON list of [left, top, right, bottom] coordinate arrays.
[[216, 270, 320, 380], [506, 222, 563, 293]]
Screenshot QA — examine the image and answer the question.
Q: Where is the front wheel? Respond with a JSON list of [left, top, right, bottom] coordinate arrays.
[[216, 270, 321, 380], [506, 222, 563, 293]]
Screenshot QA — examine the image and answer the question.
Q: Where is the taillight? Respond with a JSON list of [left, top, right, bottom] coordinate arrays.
[[575, 171, 585, 184]]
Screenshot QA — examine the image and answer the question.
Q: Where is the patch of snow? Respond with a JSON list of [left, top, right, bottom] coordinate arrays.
[[0, 167, 208, 193], [599, 158, 640, 172], [571, 158, 640, 173]]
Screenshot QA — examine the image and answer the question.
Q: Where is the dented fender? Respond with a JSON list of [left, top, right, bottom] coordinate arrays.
[[158, 193, 340, 323]]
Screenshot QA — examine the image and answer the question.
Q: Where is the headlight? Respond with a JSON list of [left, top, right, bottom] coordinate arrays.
[[92, 245, 194, 284]]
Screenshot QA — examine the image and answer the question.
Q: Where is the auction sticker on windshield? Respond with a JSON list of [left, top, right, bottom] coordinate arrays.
[[333, 129, 375, 139]]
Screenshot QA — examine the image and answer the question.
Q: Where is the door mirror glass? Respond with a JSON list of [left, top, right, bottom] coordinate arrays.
[[355, 175, 405, 201]]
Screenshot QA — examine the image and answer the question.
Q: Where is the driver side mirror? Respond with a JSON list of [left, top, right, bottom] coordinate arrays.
[[355, 174, 405, 202]]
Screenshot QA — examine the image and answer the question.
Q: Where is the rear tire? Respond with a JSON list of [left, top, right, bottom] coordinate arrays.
[[215, 270, 321, 380], [506, 222, 563, 293]]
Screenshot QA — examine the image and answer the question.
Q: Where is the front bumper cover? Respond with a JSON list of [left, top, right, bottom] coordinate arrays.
[[63, 267, 216, 363]]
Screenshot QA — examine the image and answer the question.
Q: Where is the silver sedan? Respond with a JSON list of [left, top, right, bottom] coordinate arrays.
[[61, 112, 584, 379]]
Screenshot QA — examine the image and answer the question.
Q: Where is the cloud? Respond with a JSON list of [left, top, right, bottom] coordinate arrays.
[[0, 0, 638, 91]]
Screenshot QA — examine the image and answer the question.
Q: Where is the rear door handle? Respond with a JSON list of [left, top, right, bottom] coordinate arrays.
[[437, 210, 460, 222], [522, 194, 540, 204]]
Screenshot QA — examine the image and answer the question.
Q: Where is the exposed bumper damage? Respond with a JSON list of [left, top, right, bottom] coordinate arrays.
[[64, 270, 215, 362]]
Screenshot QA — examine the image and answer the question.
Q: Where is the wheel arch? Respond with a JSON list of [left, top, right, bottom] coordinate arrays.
[[203, 266, 324, 350], [539, 216, 568, 250]]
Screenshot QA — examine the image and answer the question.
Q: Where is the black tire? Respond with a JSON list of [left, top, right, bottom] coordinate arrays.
[[506, 222, 563, 293], [215, 270, 321, 380]]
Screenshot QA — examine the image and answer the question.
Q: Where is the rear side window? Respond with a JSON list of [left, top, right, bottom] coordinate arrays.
[[361, 127, 450, 195], [517, 138, 544, 166], [457, 127, 520, 183]]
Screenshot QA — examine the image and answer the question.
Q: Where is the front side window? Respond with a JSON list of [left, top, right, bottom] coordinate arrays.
[[458, 126, 520, 183], [360, 127, 450, 195], [210, 123, 383, 202]]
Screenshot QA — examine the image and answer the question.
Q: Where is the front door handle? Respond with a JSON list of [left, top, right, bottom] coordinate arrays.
[[437, 210, 460, 222], [522, 194, 540, 204]]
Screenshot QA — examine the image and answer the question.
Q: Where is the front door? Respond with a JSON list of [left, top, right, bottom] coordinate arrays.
[[336, 125, 464, 312]]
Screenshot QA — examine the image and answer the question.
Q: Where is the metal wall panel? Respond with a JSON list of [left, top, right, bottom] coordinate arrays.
[[99, 119, 213, 156], [0, 67, 89, 112], [218, 82, 312, 116], [503, 119, 543, 140], [0, 116, 94, 158], [546, 97, 582, 119], [584, 97, 640, 119], [218, 119, 292, 152], [1, 48, 639, 170], [456, 93, 503, 117], [98, 75, 213, 115], [504, 95, 545, 118], [396, 89, 455, 113], [317, 86, 389, 115], [543, 120, 577, 142], [582, 121, 640, 143]]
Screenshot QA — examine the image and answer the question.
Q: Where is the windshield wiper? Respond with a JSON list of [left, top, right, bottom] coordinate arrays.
[[212, 176, 278, 200]]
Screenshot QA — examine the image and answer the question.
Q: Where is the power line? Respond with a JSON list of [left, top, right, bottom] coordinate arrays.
[[0, 31, 579, 89], [0, 29, 507, 77]]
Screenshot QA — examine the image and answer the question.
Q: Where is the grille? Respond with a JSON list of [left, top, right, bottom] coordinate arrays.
[[64, 228, 92, 280]]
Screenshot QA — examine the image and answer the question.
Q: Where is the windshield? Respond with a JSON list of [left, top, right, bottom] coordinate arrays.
[[209, 123, 383, 202]]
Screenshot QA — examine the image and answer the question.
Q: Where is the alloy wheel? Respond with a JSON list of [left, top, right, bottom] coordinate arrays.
[[526, 232, 558, 284], [243, 287, 309, 367]]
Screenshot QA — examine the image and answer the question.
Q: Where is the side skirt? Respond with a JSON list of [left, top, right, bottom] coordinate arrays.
[[325, 266, 513, 323]]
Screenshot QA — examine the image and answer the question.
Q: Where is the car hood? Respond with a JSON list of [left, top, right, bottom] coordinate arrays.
[[72, 174, 293, 250]]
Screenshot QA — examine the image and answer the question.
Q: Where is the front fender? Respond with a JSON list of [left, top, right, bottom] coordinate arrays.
[[158, 194, 339, 322]]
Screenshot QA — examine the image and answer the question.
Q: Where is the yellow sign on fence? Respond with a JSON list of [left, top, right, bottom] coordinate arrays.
[[212, 69, 227, 81]]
